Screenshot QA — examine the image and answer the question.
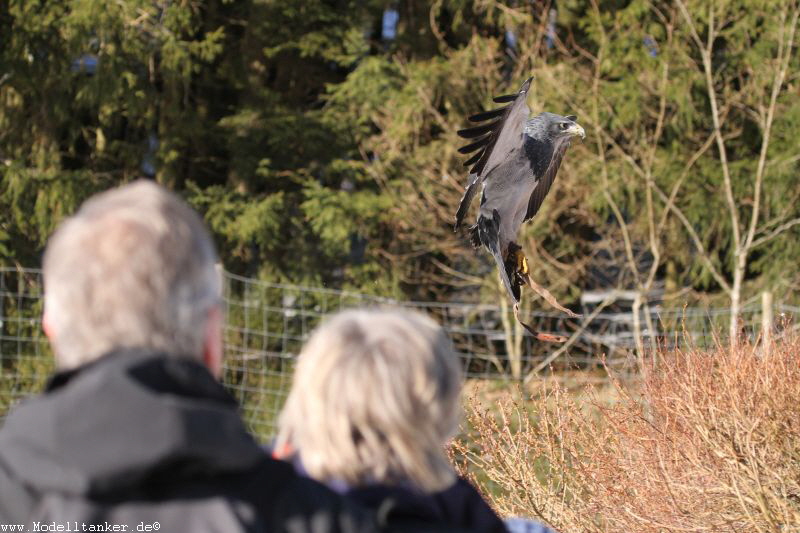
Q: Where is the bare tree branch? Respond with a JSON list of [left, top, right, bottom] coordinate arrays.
[[652, 183, 732, 293], [523, 294, 615, 381], [655, 132, 716, 236], [677, 1, 742, 255], [743, 6, 799, 253], [751, 217, 800, 249]]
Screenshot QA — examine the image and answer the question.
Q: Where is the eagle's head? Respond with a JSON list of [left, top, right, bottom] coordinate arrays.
[[525, 112, 585, 142]]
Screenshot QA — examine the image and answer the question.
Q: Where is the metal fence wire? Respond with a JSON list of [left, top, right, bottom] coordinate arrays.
[[1, 267, 797, 438]]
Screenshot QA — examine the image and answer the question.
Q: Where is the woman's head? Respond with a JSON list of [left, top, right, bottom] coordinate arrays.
[[276, 308, 463, 492]]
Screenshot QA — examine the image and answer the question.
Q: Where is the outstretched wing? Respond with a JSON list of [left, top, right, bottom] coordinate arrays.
[[454, 77, 533, 229], [523, 138, 571, 222]]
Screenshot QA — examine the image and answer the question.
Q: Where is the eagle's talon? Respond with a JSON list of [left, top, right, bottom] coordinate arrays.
[[514, 247, 528, 276]]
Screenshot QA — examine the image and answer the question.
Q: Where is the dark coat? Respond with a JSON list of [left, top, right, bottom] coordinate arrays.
[[0, 349, 377, 533], [334, 477, 508, 533]]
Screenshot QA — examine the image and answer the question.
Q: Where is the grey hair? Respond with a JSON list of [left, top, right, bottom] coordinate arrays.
[[42, 180, 220, 369], [275, 308, 463, 492]]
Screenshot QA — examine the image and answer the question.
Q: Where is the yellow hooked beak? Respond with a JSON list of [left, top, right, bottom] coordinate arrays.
[[566, 122, 586, 140]]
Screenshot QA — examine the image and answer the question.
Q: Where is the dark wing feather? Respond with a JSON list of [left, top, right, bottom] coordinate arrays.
[[457, 121, 501, 139], [462, 151, 482, 167], [524, 140, 570, 222], [458, 136, 491, 154], [468, 108, 506, 122], [493, 94, 518, 103]]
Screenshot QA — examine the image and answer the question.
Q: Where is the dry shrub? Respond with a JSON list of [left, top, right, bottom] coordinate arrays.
[[453, 336, 800, 532]]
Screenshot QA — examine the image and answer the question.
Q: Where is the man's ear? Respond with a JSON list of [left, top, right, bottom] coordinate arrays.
[[42, 310, 56, 341], [202, 305, 224, 379]]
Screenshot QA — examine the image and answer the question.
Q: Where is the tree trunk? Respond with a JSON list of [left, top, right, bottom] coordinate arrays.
[[761, 290, 773, 350], [632, 292, 645, 364]]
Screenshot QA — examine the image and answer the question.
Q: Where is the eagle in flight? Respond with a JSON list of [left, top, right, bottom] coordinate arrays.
[[454, 77, 585, 342]]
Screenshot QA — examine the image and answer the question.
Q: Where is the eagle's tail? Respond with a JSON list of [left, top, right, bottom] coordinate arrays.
[[473, 211, 518, 303]]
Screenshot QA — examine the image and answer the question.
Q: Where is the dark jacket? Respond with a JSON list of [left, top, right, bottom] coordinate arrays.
[[0, 349, 377, 533], [333, 478, 508, 533]]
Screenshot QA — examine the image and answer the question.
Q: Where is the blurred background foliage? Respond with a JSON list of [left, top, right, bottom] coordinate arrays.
[[1, 0, 799, 310]]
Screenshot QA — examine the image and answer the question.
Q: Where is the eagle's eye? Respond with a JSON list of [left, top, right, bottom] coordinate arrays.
[[558, 122, 568, 130]]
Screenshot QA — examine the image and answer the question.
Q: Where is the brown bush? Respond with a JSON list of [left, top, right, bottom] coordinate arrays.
[[453, 336, 800, 532]]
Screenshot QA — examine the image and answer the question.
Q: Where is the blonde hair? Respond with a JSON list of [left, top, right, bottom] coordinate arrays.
[[43, 180, 220, 369], [276, 308, 463, 492]]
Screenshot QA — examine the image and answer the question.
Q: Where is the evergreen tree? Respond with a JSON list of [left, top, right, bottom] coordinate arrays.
[[1, 0, 798, 313]]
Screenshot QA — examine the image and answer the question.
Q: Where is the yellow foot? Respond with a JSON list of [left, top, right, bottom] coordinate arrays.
[[514, 247, 529, 276]]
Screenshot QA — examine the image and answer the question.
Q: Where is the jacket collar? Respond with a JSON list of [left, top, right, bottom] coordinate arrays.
[[0, 348, 263, 496]]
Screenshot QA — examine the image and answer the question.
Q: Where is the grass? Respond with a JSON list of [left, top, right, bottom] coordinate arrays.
[[454, 335, 800, 532]]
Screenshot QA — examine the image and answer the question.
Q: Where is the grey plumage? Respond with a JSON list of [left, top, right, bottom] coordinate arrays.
[[454, 77, 585, 339]]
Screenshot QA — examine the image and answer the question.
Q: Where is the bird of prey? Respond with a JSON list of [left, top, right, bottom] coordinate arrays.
[[454, 77, 585, 342]]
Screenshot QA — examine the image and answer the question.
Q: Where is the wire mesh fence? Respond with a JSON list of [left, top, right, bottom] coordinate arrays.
[[2, 266, 797, 438]]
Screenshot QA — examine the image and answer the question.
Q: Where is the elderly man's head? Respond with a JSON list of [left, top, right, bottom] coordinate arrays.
[[42, 180, 222, 374]]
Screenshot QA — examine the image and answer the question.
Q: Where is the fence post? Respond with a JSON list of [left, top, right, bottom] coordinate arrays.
[[761, 291, 773, 348]]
